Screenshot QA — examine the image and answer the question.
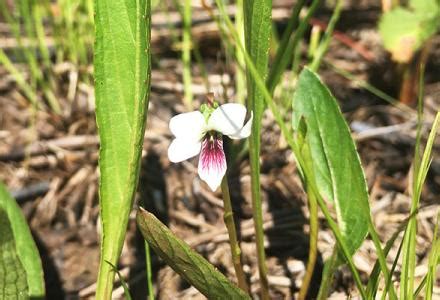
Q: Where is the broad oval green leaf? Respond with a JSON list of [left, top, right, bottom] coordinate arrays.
[[0, 182, 45, 298], [136, 208, 250, 300], [292, 68, 370, 257], [94, 0, 151, 298]]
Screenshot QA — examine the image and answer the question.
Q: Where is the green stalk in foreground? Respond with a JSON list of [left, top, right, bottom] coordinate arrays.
[[298, 187, 318, 300], [235, 0, 246, 104], [142, 198, 155, 299], [145, 241, 155, 299], [95, 0, 151, 298], [182, 0, 193, 107], [241, 0, 272, 298], [221, 176, 249, 293]]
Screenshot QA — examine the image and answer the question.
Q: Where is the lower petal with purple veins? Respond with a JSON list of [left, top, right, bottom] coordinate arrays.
[[197, 136, 227, 191]]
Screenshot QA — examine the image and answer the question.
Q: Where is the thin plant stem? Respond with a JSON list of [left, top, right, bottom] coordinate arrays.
[[291, 39, 303, 79], [220, 176, 249, 293], [141, 183, 155, 299], [247, 137, 269, 299], [423, 212, 439, 300], [298, 186, 318, 300], [368, 221, 398, 300], [381, 233, 404, 300], [401, 111, 440, 299], [307, 25, 321, 59], [240, 0, 271, 297], [317, 249, 337, 299], [182, 0, 193, 107], [366, 210, 415, 298], [106, 261, 133, 300], [144, 241, 155, 299], [305, 169, 367, 298]]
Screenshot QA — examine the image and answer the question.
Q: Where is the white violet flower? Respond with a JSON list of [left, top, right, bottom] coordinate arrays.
[[168, 103, 253, 191]]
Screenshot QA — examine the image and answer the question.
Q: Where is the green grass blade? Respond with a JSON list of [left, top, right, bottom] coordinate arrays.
[[235, 0, 246, 104], [19, 0, 44, 84], [145, 241, 155, 299], [268, 0, 305, 82], [366, 213, 413, 298], [400, 99, 439, 298], [0, 49, 39, 108], [94, 0, 151, 298], [242, 0, 272, 298], [137, 208, 250, 299], [106, 260, 133, 300], [182, 0, 193, 107], [367, 218, 407, 298], [0, 182, 45, 298], [414, 274, 427, 298], [309, 0, 342, 71], [266, 0, 321, 94], [423, 211, 439, 300], [33, 3, 52, 71]]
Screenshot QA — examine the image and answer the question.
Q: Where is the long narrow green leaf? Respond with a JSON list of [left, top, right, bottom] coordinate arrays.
[[0, 49, 39, 108], [106, 261, 133, 300], [182, 0, 192, 107], [309, 0, 342, 71], [0, 182, 45, 298], [401, 112, 440, 298], [424, 211, 439, 300], [136, 208, 250, 299], [292, 68, 370, 257], [94, 0, 151, 298], [242, 0, 272, 298], [366, 212, 413, 298]]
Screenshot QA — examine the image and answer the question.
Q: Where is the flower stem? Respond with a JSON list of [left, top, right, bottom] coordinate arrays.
[[220, 176, 249, 293], [298, 186, 319, 300], [145, 241, 155, 299], [248, 135, 270, 300]]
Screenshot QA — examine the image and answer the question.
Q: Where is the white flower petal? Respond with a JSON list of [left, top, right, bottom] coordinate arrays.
[[198, 137, 227, 191], [169, 111, 206, 140], [168, 138, 201, 163], [208, 103, 247, 135], [227, 112, 253, 140]]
